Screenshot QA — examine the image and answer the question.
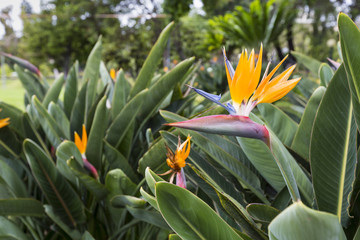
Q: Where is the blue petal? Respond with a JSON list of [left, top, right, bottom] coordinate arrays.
[[222, 48, 235, 80], [189, 86, 236, 115]]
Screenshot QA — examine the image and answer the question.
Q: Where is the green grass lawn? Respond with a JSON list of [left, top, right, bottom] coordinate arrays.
[[0, 79, 26, 110]]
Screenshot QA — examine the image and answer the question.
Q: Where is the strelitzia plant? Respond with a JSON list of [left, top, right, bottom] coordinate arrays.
[[0, 109, 10, 128], [168, 45, 301, 147]]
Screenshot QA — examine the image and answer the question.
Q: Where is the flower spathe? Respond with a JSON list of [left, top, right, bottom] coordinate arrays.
[[161, 135, 191, 189], [74, 124, 98, 179]]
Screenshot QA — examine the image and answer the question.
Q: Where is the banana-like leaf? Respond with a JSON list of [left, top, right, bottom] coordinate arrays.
[[70, 82, 87, 139], [257, 103, 298, 146], [268, 202, 346, 240], [310, 64, 356, 225], [291, 51, 322, 76], [15, 64, 45, 101], [291, 87, 325, 160], [246, 204, 279, 224], [145, 167, 165, 195], [140, 187, 158, 210], [111, 195, 146, 208], [82, 231, 95, 240], [0, 216, 30, 240], [32, 96, 66, 148], [169, 234, 182, 240], [0, 102, 25, 137], [105, 169, 137, 196], [1, 52, 40, 76], [24, 139, 86, 227], [130, 22, 174, 98], [156, 182, 243, 240], [64, 61, 78, 118], [127, 206, 170, 230], [319, 63, 334, 87], [111, 69, 130, 118], [338, 13, 360, 134], [67, 158, 108, 201], [138, 137, 168, 175], [86, 96, 107, 170], [0, 158, 27, 198], [84, 36, 102, 116], [42, 73, 65, 108], [106, 89, 148, 148], [49, 102, 70, 139], [0, 198, 44, 217]]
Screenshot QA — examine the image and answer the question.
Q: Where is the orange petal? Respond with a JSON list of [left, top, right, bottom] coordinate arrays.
[[257, 78, 301, 104], [82, 124, 87, 152], [0, 118, 10, 128], [74, 132, 85, 154]]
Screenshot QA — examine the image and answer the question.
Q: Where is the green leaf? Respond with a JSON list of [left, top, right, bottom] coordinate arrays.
[[258, 103, 298, 146], [67, 158, 108, 200], [291, 87, 325, 160], [103, 140, 138, 182], [44, 205, 82, 239], [105, 169, 137, 196], [0, 199, 44, 217], [84, 36, 102, 116], [145, 167, 165, 195], [111, 69, 130, 118], [64, 61, 78, 118], [246, 204, 279, 224], [130, 22, 174, 98], [169, 234, 182, 240], [81, 231, 95, 240], [136, 57, 195, 125], [268, 201, 346, 240], [15, 65, 44, 101], [138, 137, 168, 175], [0, 158, 27, 198], [24, 139, 86, 227], [127, 206, 170, 229], [319, 63, 334, 87], [156, 182, 243, 240], [42, 73, 65, 108], [291, 51, 322, 75], [140, 187, 158, 210], [49, 102, 70, 139], [0, 216, 30, 240], [85, 96, 107, 170], [111, 195, 146, 208], [70, 82, 87, 138], [310, 64, 356, 225], [0, 102, 24, 137], [106, 89, 148, 148], [32, 96, 66, 148]]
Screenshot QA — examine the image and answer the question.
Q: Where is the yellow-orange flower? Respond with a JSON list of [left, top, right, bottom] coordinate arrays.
[[74, 124, 87, 155], [166, 135, 191, 172], [223, 45, 301, 116], [0, 109, 10, 128], [110, 68, 116, 80]]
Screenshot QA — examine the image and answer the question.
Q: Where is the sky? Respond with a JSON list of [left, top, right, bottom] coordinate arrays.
[[0, 0, 41, 37]]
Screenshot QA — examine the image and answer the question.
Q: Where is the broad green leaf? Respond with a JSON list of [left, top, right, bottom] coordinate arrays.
[[0, 158, 27, 198], [127, 206, 170, 230], [64, 61, 78, 118], [24, 139, 86, 227], [42, 73, 65, 108], [70, 82, 87, 139], [0, 216, 30, 240], [258, 103, 298, 146], [156, 182, 243, 240], [0, 199, 44, 217], [106, 89, 148, 148], [103, 140, 138, 182], [238, 115, 313, 204], [111, 195, 146, 208], [67, 158, 108, 200], [145, 167, 165, 195], [111, 69, 130, 118], [105, 169, 137, 196], [49, 102, 70, 139], [56, 140, 83, 185], [84, 36, 102, 115], [338, 13, 360, 134], [160, 111, 265, 202], [138, 137, 168, 175], [82, 231, 95, 240], [169, 234, 182, 240], [291, 87, 325, 160], [15, 64, 44, 101], [310, 64, 356, 225], [0, 102, 24, 137], [268, 201, 346, 240], [246, 204, 279, 223], [140, 187, 158, 210], [136, 57, 195, 126], [291, 51, 322, 75], [32, 96, 66, 148], [130, 22, 174, 98], [319, 63, 333, 87], [44, 205, 82, 239], [85, 96, 107, 170]]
